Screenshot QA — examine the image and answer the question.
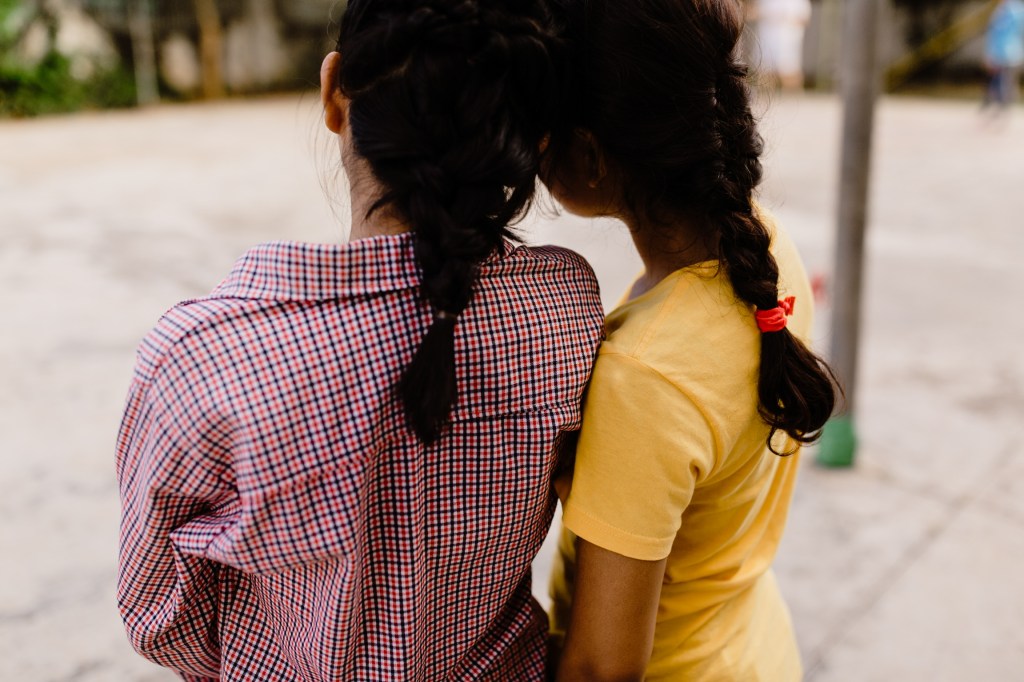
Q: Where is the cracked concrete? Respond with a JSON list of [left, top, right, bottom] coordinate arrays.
[[2, 94, 1022, 680]]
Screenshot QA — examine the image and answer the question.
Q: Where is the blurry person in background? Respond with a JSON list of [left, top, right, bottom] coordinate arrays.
[[751, 0, 812, 90], [983, 0, 1024, 114], [544, 0, 837, 680], [114, 1, 605, 679]]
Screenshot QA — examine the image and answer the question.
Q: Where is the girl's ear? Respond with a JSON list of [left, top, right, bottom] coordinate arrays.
[[575, 129, 609, 188], [320, 52, 349, 134]]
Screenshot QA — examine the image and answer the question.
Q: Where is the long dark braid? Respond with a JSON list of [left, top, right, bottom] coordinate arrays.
[[551, 0, 838, 453], [712, 59, 838, 452], [337, 0, 562, 442]]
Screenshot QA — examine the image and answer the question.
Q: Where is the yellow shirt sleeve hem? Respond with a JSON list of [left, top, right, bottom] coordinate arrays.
[[562, 501, 675, 562]]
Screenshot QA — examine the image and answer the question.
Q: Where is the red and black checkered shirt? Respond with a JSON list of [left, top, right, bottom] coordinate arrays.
[[116, 233, 604, 681]]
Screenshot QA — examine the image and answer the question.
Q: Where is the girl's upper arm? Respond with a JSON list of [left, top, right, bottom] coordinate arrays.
[[553, 353, 716, 680], [116, 362, 236, 676], [557, 537, 666, 682], [560, 352, 716, 561]]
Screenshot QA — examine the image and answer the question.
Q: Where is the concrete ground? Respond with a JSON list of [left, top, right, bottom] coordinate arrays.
[[1, 93, 1021, 681]]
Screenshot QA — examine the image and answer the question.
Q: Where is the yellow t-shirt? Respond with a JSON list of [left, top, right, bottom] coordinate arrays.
[[551, 220, 812, 681]]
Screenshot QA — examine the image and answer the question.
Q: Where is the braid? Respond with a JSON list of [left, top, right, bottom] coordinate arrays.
[[712, 62, 838, 453], [711, 60, 776, 312], [338, 0, 562, 442]]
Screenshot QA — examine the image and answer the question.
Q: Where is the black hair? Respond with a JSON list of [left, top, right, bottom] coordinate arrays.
[[550, 0, 838, 453], [335, 0, 562, 443]]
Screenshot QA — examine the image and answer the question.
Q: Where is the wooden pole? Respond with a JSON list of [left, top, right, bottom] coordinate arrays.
[[193, 0, 225, 99], [817, 0, 883, 467], [129, 0, 159, 106]]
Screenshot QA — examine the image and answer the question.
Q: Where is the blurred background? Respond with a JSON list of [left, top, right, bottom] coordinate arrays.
[[2, 0, 1023, 680]]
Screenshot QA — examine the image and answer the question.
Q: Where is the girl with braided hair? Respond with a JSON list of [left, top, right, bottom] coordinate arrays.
[[115, 1, 604, 679], [544, 1, 838, 680]]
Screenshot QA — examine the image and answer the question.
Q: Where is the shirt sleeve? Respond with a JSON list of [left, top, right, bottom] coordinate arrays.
[[561, 352, 718, 561], [115, 360, 238, 679]]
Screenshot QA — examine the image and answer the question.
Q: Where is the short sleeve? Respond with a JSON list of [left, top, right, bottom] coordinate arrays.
[[561, 353, 717, 561]]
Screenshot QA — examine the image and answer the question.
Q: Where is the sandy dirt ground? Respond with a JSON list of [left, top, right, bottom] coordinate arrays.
[[2, 93, 1023, 681]]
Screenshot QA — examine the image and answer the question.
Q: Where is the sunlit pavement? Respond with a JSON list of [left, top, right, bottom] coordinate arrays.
[[2, 93, 1022, 680]]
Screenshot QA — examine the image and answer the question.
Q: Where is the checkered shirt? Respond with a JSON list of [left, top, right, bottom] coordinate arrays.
[[116, 233, 604, 681]]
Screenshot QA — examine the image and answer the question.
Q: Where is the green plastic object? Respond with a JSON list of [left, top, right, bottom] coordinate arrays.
[[816, 415, 857, 468]]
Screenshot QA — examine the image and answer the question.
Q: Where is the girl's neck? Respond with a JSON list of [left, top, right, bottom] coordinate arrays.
[[621, 210, 716, 300], [345, 150, 411, 242]]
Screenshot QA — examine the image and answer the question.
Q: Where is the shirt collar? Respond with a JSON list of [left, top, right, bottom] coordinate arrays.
[[213, 232, 517, 301]]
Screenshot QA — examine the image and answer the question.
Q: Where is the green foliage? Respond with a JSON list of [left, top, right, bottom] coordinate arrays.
[[0, 50, 136, 117], [0, 0, 22, 48]]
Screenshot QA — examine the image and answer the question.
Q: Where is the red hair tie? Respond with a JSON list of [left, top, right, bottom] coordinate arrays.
[[755, 296, 796, 333]]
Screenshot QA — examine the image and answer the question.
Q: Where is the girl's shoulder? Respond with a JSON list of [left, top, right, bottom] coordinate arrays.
[[487, 242, 600, 290], [130, 237, 408, 390], [131, 296, 274, 389], [479, 242, 604, 326], [596, 211, 813, 420], [602, 260, 751, 362]]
